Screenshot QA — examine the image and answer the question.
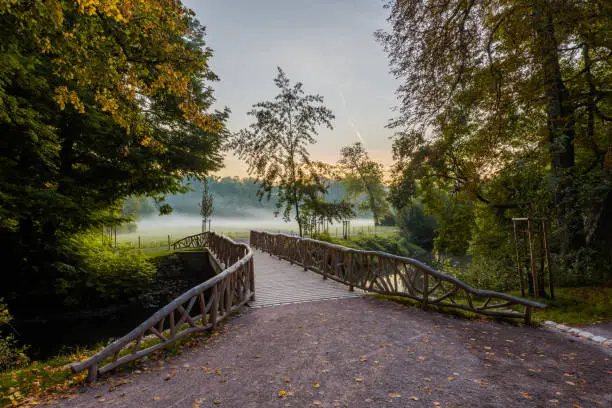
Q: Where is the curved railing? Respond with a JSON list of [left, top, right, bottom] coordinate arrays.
[[250, 230, 545, 323], [72, 232, 254, 381]]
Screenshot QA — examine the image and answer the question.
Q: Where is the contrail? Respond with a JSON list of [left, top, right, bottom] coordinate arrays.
[[338, 89, 367, 146]]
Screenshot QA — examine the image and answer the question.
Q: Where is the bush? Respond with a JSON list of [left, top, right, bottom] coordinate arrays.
[[396, 203, 438, 250], [0, 300, 28, 372], [54, 234, 157, 308]]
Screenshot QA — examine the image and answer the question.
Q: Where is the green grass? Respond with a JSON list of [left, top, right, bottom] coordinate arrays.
[[373, 286, 611, 327], [510, 286, 612, 326]]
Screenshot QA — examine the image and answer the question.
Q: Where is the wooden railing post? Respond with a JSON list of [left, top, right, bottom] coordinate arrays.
[[249, 259, 255, 300], [87, 364, 98, 383], [525, 305, 532, 325], [422, 271, 429, 310], [211, 284, 218, 329], [347, 252, 354, 291]]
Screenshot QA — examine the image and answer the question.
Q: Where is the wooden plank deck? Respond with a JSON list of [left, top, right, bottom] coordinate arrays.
[[249, 249, 362, 308]]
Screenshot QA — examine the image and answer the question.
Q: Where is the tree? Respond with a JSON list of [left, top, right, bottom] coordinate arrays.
[[337, 142, 390, 225], [377, 1, 611, 261], [199, 178, 214, 232], [0, 1, 227, 310], [231, 68, 335, 236]]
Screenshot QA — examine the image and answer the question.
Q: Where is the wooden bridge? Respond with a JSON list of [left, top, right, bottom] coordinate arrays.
[[71, 231, 546, 381]]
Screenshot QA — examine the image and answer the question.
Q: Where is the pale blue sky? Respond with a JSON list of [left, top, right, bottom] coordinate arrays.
[[183, 0, 398, 177]]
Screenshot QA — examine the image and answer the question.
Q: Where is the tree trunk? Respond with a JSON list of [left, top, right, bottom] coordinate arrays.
[[532, 0, 584, 254]]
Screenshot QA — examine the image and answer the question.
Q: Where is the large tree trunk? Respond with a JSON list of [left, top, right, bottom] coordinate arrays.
[[532, 0, 585, 254]]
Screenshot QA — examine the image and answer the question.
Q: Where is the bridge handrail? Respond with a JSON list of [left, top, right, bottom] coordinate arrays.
[[71, 232, 254, 381], [250, 230, 545, 323]]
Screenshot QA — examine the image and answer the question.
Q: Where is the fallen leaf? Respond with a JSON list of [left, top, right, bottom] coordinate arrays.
[[410, 396, 420, 401], [521, 392, 533, 400], [279, 390, 287, 398], [355, 378, 363, 382], [313, 382, 320, 388], [153, 396, 161, 401], [359, 356, 367, 362]]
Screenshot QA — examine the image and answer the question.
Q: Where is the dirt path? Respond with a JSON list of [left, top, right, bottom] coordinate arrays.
[[49, 297, 610, 408]]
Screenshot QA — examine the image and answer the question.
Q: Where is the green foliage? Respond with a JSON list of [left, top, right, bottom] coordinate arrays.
[[0, 300, 29, 372], [0, 1, 227, 308], [337, 142, 390, 225], [53, 234, 156, 308], [326, 234, 429, 262], [426, 191, 474, 256], [512, 287, 612, 325], [380, 0, 612, 287], [231, 68, 336, 236], [396, 201, 438, 250]]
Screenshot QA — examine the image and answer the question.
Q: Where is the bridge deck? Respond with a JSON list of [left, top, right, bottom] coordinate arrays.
[[249, 249, 362, 308]]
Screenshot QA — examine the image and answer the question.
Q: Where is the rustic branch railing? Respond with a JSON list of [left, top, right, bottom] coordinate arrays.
[[250, 230, 545, 323], [71, 232, 254, 381]]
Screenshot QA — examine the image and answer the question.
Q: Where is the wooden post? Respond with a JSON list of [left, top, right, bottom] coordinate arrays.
[[168, 234, 171, 250], [512, 220, 525, 297], [87, 364, 98, 382], [542, 221, 554, 299], [348, 253, 354, 291], [527, 219, 539, 297], [422, 271, 429, 310], [210, 284, 218, 329], [323, 249, 328, 280], [249, 259, 255, 300], [525, 305, 532, 325]]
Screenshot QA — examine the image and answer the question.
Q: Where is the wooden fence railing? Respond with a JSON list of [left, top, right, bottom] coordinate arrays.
[[250, 230, 545, 323], [71, 232, 254, 381]]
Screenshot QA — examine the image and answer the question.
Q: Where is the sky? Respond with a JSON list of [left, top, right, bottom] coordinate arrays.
[[183, 0, 399, 178]]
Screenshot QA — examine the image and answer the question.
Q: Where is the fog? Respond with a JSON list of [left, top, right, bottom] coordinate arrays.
[[133, 211, 375, 238]]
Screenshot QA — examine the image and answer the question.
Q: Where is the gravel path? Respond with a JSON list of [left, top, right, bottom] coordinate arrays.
[[49, 297, 611, 408]]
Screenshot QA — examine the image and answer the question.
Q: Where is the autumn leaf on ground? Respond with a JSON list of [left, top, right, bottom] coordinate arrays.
[[389, 393, 401, 398], [359, 356, 367, 362], [521, 392, 533, 400], [355, 378, 363, 382], [410, 396, 419, 401], [153, 396, 161, 401], [279, 390, 287, 398], [313, 382, 320, 388]]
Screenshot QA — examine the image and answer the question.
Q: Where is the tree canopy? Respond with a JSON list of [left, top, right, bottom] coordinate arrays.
[[378, 0, 611, 270], [231, 68, 347, 236], [0, 1, 227, 309], [337, 142, 390, 225]]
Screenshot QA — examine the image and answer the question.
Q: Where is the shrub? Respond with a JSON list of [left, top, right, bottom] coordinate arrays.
[[0, 300, 28, 372], [54, 234, 156, 308]]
